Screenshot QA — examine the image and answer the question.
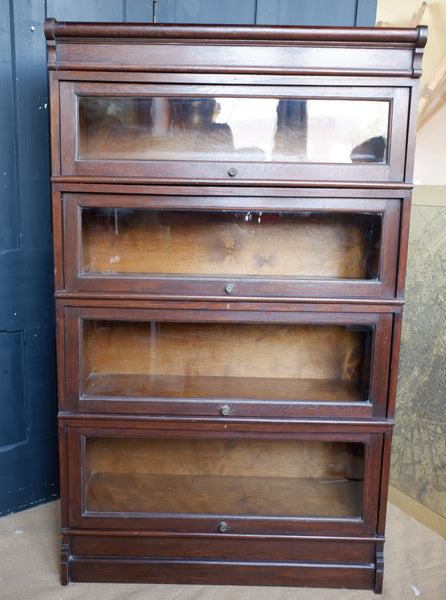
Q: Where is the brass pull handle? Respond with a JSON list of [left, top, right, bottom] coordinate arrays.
[[218, 521, 228, 533], [220, 405, 230, 417], [225, 283, 234, 294], [228, 167, 237, 177]]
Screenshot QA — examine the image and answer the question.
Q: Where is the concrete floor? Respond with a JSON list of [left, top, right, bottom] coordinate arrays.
[[0, 500, 444, 600]]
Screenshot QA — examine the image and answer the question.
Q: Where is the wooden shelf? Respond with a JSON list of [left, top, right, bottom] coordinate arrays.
[[83, 373, 365, 402], [86, 471, 363, 518]]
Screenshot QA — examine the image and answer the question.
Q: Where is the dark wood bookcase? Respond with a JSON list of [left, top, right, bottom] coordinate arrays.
[[45, 20, 426, 592]]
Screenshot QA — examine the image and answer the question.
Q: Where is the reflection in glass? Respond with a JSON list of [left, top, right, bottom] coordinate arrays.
[[78, 96, 389, 163], [84, 437, 365, 518], [81, 321, 372, 402], [81, 208, 382, 280]]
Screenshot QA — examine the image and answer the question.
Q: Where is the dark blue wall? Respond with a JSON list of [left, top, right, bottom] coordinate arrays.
[[0, 0, 377, 516]]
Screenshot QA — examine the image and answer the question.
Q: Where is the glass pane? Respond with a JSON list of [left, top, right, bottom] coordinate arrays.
[[78, 96, 389, 164], [81, 321, 372, 402], [81, 208, 382, 280], [84, 437, 365, 518]]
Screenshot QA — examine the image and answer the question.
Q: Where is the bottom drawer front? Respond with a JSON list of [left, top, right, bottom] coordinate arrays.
[[71, 533, 376, 564], [68, 557, 376, 589]]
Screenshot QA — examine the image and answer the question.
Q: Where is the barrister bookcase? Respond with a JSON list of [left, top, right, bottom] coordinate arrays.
[[45, 19, 426, 592]]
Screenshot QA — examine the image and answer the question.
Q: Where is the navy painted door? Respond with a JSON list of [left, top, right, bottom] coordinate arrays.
[[0, 0, 376, 516], [126, 0, 376, 25], [0, 0, 58, 516]]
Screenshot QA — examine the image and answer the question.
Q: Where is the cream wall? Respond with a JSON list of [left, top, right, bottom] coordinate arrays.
[[377, 0, 446, 184]]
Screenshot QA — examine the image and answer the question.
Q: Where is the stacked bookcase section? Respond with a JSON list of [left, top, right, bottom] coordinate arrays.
[[45, 20, 426, 592]]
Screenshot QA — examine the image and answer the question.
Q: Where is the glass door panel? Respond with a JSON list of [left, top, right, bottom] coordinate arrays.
[[84, 437, 365, 519], [78, 96, 389, 165], [61, 82, 409, 181], [64, 193, 401, 298], [81, 208, 381, 281], [81, 320, 372, 404]]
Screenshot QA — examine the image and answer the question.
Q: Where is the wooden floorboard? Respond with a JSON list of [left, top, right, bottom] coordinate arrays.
[[0, 500, 444, 599]]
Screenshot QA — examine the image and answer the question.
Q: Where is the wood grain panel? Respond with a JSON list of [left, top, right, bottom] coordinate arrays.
[[82, 209, 380, 280], [68, 558, 375, 588], [82, 321, 369, 385], [51, 41, 413, 77], [85, 437, 364, 479]]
